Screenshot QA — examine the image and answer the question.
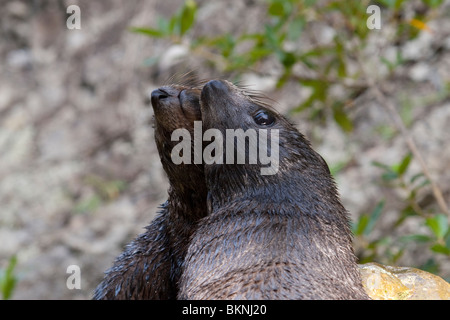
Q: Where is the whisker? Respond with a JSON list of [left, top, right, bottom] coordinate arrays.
[[231, 82, 278, 110], [163, 70, 209, 89]]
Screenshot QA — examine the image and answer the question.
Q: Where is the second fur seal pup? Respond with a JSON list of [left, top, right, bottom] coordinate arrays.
[[178, 80, 370, 300], [93, 81, 207, 299]]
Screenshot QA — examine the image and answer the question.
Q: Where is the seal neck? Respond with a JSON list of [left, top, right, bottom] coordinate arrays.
[[206, 160, 350, 229], [167, 184, 208, 221]]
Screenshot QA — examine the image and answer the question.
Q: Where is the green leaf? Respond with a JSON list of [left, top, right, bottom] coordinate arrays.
[[372, 161, 399, 181], [248, 47, 273, 62], [157, 16, 170, 34], [353, 215, 369, 236], [333, 106, 353, 133], [179, 0, 197, 36], [287, 16, 305, 41], [383, 171, 399, 181], [391, 248, 405, 264], [394, 205, 418, 227], [306, 79, 328, 102], [268, 1, 285, 16], [298, 55, 317, 70], [300, 46, 335, 59], [378, 0, 405, 9], [426, 214, 449, 240], [334, 37, 347, 78], [423, 0, 444, 8], [0, 255, 18, 300], [129, 27, 165, 38], [168, 15, 178, 35], [293, 79, 329, 113], [364, 200, 385, 236], [399, 234, 432, 243], [395, 152, 413, 176], [352, 201, 384, 237], [337, 57, 347, 78], [371, 161, 392, 171], [279, 51, 297, 69], [410, 172, 424, 184], [264, 24, 281, 48], [214, 34, 236, 58], [430, 244, 450, 255]]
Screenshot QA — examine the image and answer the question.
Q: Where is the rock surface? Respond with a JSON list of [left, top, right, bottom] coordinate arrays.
[[360, 263, 450, 300]]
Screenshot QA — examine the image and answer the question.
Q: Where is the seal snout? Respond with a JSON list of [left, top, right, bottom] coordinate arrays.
[[202, 79, 230, 100], [204, 79, 229, 92], [150, 88, 170, 107]]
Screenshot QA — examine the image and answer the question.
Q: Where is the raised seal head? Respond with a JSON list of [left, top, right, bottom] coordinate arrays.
[[178, 79, 370, 300]]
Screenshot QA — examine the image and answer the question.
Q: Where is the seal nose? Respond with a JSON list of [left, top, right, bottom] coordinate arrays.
[[150, 88, 169, 107], [204, 80, 228, 93]]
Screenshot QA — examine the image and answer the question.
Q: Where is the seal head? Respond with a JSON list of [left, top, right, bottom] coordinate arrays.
[[179, 79, 369, 300], [93, 82, 207, 299]]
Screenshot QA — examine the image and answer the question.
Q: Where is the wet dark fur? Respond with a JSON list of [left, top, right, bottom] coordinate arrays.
[[93, 78, 207, 299], [178, 80, 370, 300]]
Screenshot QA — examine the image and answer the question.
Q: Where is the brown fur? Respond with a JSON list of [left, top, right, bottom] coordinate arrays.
[[178, 80, 370, 300], [93, 82, 206, 299]]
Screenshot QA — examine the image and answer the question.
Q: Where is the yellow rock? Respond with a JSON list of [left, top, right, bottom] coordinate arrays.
[[359, 262, 450, 300]]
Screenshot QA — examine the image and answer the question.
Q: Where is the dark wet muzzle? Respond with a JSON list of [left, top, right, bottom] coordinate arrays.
[[204, 79, 229, 92], [150, 88, 170, 107]]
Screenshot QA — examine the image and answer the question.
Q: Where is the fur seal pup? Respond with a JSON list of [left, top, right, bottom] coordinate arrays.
[[178, 79, 370, 300], [93, 82, 207, 299]]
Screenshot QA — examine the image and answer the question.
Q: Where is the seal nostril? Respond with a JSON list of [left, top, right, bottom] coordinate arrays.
[[152, 89, 169, 100], [151, 88, 170, 106]]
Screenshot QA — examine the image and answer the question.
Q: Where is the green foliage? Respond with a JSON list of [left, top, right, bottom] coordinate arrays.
[[0, 255, 18, 300], [356, 153, 450, 270], [372, 152, 413, 182], [131, 0, 446, 115], [131, 0, 447, 130], [130, 0, 197, 39], [426, 214, 450, 255], [132, 0, 449, 276], [353, 200, 385, 237]]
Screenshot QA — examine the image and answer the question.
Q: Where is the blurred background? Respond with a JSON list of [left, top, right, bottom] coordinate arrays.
[[0, 0, 449, 299]]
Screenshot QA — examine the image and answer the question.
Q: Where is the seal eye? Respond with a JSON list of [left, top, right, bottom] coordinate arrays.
[[253, 110, 275, 126]]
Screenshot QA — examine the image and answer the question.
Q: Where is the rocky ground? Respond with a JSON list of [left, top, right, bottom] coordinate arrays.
[[0, 0, 449, 299]]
